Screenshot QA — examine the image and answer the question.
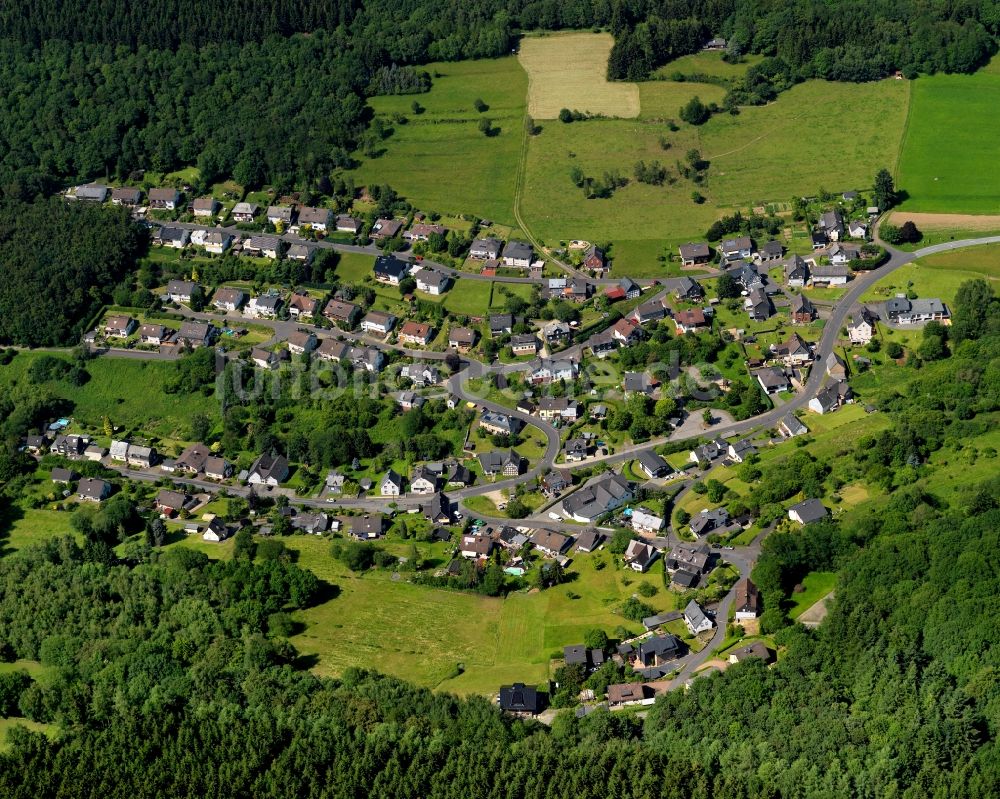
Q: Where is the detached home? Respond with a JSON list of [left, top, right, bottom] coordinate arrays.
[[361, 310, 396, 336], [501, 240, 532, 268], [232, 202, 260, 222], [297, 206, 331, 230], [247, 453, 289, 486], [213, 286, 247, 312], [192, 197, 219, 217], [678, 242, 711, 266], [373, 254, 409, 285], [470, 237, 502, 260], [104, 315, 136, 337], [111, 187, 142, 206], [399, 321, 433, 346], [266, 206, 293, 226], [149, 188, 180, 209]]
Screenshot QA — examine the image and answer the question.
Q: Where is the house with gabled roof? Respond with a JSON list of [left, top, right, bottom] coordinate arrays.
[[266, 205, 293, 225], [502, 240, 532, 268], [232, 202, 260, 222], [563, 472, 633, 523], [399, 321, 433, 346], [788, 498, 828, 525], [789, 293, 815, 324], [297, 206, 331, 230], [809, 380, 853, 414], [380, 469, 403, 496], [371, 218, 403, 240], [758, 240, 783, 262], [673, 276, 704, 300], [213, 286, 247, 312], [733, 578, 761, 620], [247, 453, 289, 486], [684, 600, 714, 634], [470, 237, 502, 260], [323, 299, 360, 327], [624, 539, 658, 572], [784, 255, 809, 287], [848, 307, 877, 345], [478, 449, 521, 479], [192, 197, 219, 217], [149, 187, 180, 209], [674, 308, 708, 333], [678, 242, 711, 266], [636, 450, 669, 478], [770, 333, 811, 365]]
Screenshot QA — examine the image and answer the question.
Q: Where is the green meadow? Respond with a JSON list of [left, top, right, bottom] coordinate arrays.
[[897, 58, 1000, 214], [861, 243, 1000, 304], [347, 57, 528, 225]]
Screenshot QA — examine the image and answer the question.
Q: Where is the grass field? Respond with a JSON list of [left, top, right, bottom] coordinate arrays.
[[346, 57, 527, 225], [521, 78, 909, 276], [334, 252, 375, 283], [443, 280, 493, 317], [789, 571, 837, 618], [0, 509, 79, 554], [637, 81, 726, 119], [897, 58, 1000, 214], [0, 352, 219, 440], [519, 32, 640, 119], [861, 245, 1000, 305], [652, 52, 765, 81], [0, 718, 58, 751]]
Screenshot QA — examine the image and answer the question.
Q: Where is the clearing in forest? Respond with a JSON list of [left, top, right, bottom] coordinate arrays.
[[519, 32, 640, 119]]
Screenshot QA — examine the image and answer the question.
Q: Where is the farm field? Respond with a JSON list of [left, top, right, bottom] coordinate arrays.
[[861, 244, 1000, 305], [897, 57, 1000, 214], [520, 78, 909, 277], [519, 32, 640, 119], [346, 57, 527, 225]]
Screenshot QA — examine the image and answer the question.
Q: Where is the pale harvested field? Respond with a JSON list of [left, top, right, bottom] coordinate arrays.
[[519, 32, 640, 119], [886, 211, 1000, 230]]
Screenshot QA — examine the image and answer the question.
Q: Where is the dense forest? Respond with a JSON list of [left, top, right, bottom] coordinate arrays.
[[0, 283, 998, 796], [0, 199, 143, 346]]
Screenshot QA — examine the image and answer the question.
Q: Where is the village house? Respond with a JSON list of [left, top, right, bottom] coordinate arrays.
[[673, 276, 704, 301], [202, 518, 229, 542], [624, 539, 658, 572], [349, 514, 385, 540], [50, 467, 75, 484], [400, 363, 440, 388], [531, 529, 571, 558], [690, 507, 729, 536], [479, 411, 520, 437], [174, 443, 211, 474], [286, 244, 314, 263], [252, 347, 284, 370], [203, 231, 232, 254], [266, 206, 293, 226], [246, 293, 283, 319], [755, 366, 791, 395], [166, 279, 198, 304], [581, 244, 608, 272], [469, 237, 502, 260], [192, 197, 219, 218], [826, 352, 848, 380], [632, 298, 667, 324], [489, 313, 514, 336], [829, 243, 861, 266], [529, 358, 577, 385], [213, 286, 247, 312], [403, 222, 446, 242], [729, 641, 771, 664], [788, 498, 828, 525], [232, 202, 260, 222], [415, 268, 450, 295], [156, 226, 189, 249], [448, 327, 476, 351], [323, 299, 360, 328], [563, 437, 590, 462], [674, 308, 708, 334], [396, 391, 424, 411], [175, 321, 214, 348], [636, 450, 670, 479], [810, 264, 850, 286], [623, 371, 658, 396], [727, 438, 756, 463], [75, 184, 109, 202], [758, 240, 784, 262], [607, 683, 655, 709], [111, 186, 142, 206], [409, 466, 438, 495], [297, 206, 330, 230], [478, 449, 522, 479], [373, 254, 409, 285], [733, 578, 761, 621], [424, 492, 452, 525], [885, 296, 949, 324], [770, 333, 812, 366], [789, 293, 816, 324], [460, 533, 494, 559], [78, 477, 112, 503], [563, 472, 633, 523], [52, 434, 89, 458], [678, 242, 711, 266], [498, 683, 541, 716], [126, 445, 156, 468], [720, 236, 754, 262], [818, 209, 845, 241], [247, 453, 289, 486], [380, 469, 403, 496], [684, 600, 714, 634], [631, 506, 665, 533], [399, 321, 433, 346], [501, 240, 532, 268], [244, 235, 283, 259], [510, 333, 539, 356], [848, 307, 877, 344], [104, 315, 136, 337], [371, 218, 404, 240], [809, 380, 853, 414], [287, 291, 318, 318], [542, 319, 571, 343], [784, 254, 809, 287], [149, 187, 180, 210], [335, 215, 362, 234], [204, 456, 232, 481], [779, 415, 809, 438], [291, 512, 330, 535], [689, 438, 727, 466], [634, 634, 682, 671], [360, 310, 396, 336], [287, 330, 317, 355], [536, 396, 580, 422], [588, 329, 618, 358], [729, 261, 764, 292], [744, 287, 772, 321], [155, 489, 189, 516]]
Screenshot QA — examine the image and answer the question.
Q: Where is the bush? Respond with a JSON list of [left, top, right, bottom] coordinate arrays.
[[621, 596, 656, 622], [680, 96, 710, 125], [637, 582, 658, 597]]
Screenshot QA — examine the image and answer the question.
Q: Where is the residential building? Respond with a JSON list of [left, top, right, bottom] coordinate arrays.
[[528, 358, 576, 384], [498, 683, 541, 715], [729, 641, 771, 664], [636, 450, 669, 479], [399, 321, 433, 346], [459, 533, 493, 559], [744, 287, 771, 321], [448, 327, 476, 351], [632, 299, 666, 324], [323, 299, 360, 327], [287, 330, 317, 354], [290, 512, 330, 535], [409, 466, 438, 496], [574, 530, 602, 554], [78, 477, 112, 502], [204, 457, 232, 481], [733, 578, 761, 621], [247, 453, 289, 486], [581, 244, 607, 272], [727, 438, 756, 463], [52, 434, 89, 458], [246, 294, 283, 319], [510, 333, 539, 355], [380, 469, 403, 496], [624, 539, 658, 572], [111, 187, 141, 206], [266, 206, 293, 226], [531, 529, 570, 557], [396, 391, 424, 411], [213, 286, 247, 312], [297, 206, 330, 230], [809, 380, 853, 414], [689, 438, 726, 466], [826, 352, 848, 380], [373, 254, 409, 285], [360, 310, 396, 336], [469, 237, 502, 260], [684, 600, 714, 634], [848, 307, 877, 345], [104, 315, 137, 337], [335, 215, 362, 234], [563, 472, 633, 523], [784, 255, 809, 287], [729, 261, 763, 291], [588, 329, 618, 358], [758, 240, 783, 262], [478, 450, 522, 479], [770, 333, 811, 365], [155, 489, 189, 516], [810, 264, 850, 286], [489, 314, 514, 336], [75, 184, 108, 202], [403, 222, 446, 242], [720, 236, 754, 261], [563, 438, 590, 462], [148, 188, 180, 209], [631, 507, 665, 533], [244, 235, 282, 259], [818, 209, 845, 241], [542, 319, 571, 343], [50, 467, 75, 484], [789, 293, 815, 324], [415, 268, 449, 295], [174, 443, 211, 474], [536, 397, 580, 422], [778, 415, 808, 438], [286, 244, 314, 262], [678, 242, 711, 266], [885, 296, 949, 324], [202, 518, 229, 542], [618, 277, 642, 300], [690, 507, 729, 536], [166, 279, 197, 303], [673, 276, 704, 300], [192, 197, 219, 217], [674, 308, 708, 333], [607, 683, 655, 708], [287, 291, 318, 318], [479, 411, 520, 437], [231, 202, 260, 222], [175, 321, 213, 348], [349, 515, 385, 540], [788, 498, 828, 525], [635, 634, 681, 668], [371, 218, 403, 240], [139, 324, 169, 346], [157, 228, 189, 250], [756, 366, 791, 395], [501, 240, 532, 268]]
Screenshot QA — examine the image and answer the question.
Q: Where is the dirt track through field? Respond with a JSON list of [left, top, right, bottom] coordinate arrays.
[[887, 211, 1000, 230]]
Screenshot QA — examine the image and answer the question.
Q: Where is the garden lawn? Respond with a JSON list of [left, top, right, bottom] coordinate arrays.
[[0, 509, 79, 554], [861, 248, 1000, 305], [788, 571, 837, 619], [442, 280, 493, 317], [347, 57, 527, 225], [897, 57, 1000, 213], [334, 252, 375, 283]]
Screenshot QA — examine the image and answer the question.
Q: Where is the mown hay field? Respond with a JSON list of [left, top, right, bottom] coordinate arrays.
[[519, 32, 640, 119]]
